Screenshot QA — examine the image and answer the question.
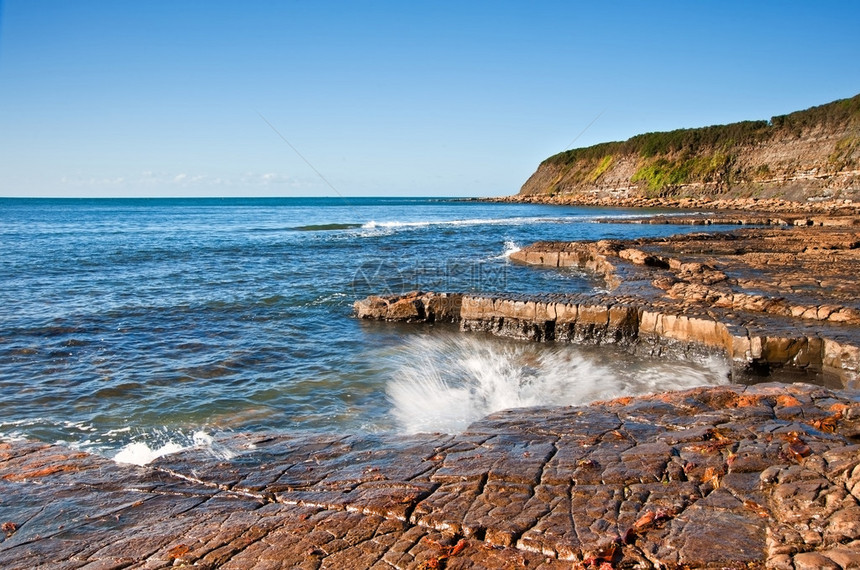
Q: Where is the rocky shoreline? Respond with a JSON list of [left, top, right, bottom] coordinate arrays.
[[2, 382, 859, 568], [356, 218, 860, 389], [487, 194, 860, 216], [348, 210, 860, 567], [3, 208, 860, 568]]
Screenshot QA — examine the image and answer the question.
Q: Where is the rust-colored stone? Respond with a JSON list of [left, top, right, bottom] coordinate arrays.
[[1, 384, 858, 568], [356, 220, 860, 386]]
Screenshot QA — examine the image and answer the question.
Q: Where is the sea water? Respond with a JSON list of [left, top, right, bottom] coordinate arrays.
[[0, 197, 730, 464]]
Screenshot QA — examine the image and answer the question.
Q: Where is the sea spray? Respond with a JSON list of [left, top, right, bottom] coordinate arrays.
[[113, 440, 186, 466], [386, 333, 729, 434], [502, 240, 522, 258], [489, 239, 522, 260], [112, 429, 235, 466]]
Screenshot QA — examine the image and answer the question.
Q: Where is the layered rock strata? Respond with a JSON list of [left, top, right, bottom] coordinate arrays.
[[354, 292, 463, 323], [496, 194, 860, 215], [356, 290, 860, 388], [2, 383, 859, 568], [354, 225, 860, 388], [592, 212, 860, 228], [513, 94, 860, 205]]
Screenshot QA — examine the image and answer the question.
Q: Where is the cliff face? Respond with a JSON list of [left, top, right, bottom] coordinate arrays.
[[520, 94, 860, 203]]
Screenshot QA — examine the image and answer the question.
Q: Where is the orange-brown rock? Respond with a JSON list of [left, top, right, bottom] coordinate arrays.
[[491, 194, 860, 215], [356, 221, 860, 387], [354, 291, 462, 323], [1, 384, 858, 568], [497, 224, 860, 386]]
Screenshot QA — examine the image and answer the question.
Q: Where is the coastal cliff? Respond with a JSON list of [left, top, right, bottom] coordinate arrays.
[[517, 94, 860, 205]]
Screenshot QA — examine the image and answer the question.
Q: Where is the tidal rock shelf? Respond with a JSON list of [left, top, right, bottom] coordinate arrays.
[[355, 225, 860, 388], [592, 212, 860, 228], [2, 383, 859, 568], [356, 290, 859, 388]]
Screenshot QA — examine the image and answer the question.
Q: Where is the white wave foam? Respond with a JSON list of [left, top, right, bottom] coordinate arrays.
[[192, 430, 214, 446], [0, 430, 28, 443], [387, 334, 729, 434], [114, 440, 186, 466], [0, 416, 238, 465], [309, 292, 348, 306], [361, 216, 573, 231], [113, 429, 235, 466], [500, 240, 522, 259]]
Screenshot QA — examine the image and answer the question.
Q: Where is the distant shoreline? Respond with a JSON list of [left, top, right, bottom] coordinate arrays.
[[482, 193, 860, 215]]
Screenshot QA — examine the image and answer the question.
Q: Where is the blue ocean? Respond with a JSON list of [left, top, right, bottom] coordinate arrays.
[[0, 198, 730, 464]]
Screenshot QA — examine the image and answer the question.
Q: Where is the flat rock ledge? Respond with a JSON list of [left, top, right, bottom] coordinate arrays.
[[491, 195, 860, 216], [592, 212, 860, 228], [355, 289, 860, 389], [355, 225, 860, 388], [2, 383, 860, 569]]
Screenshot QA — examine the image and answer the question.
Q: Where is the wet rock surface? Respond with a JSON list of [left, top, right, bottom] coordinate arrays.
[[593, 211, 860, 228], [509, 225, 860, 326], [507, 225, 860, 385], [2, 383, 859, 569], [354, 292, 463, 323], [493, 195, 860, 216], [356, 223, 860, 387]]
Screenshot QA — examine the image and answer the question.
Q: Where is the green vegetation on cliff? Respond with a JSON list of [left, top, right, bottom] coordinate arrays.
[[534, 93, 860, 197], [547, 120, 770, 167], [630, 153, 734, 197], [546, 94, 860, 168]]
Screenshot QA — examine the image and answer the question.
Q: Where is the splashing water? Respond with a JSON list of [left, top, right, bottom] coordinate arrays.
[[502, 239, 522, 258], [112, 429, 235, 466], [490, 239, 522, 260], [387, 334, 729, 434], [113, 441, 186, 466]]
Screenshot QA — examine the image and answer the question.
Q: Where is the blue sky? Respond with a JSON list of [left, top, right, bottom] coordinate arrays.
[[1, 1, 858, 197]]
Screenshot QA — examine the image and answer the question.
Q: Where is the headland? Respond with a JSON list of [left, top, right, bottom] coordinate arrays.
[[509, 94, 860, 208]]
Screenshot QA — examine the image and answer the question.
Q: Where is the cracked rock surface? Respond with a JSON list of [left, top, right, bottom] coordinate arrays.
[[512, 225, 860, 326], [499, 225, 860, 387], [2, 383, 859, 569]]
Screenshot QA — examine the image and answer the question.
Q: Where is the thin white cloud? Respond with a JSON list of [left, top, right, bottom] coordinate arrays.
[[260, 172, 293, 184], [60, 176, 127, 187]]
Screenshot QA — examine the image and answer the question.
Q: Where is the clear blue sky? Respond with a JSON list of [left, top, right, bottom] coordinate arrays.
[[1, 1, 858, 197]]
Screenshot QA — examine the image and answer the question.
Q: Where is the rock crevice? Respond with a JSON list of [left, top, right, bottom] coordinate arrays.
[[2, 384, 859, 568]]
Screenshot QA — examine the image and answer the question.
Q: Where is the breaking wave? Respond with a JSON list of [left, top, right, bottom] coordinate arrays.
[[387, 334, 729, 434], [499, 240, 522, 259], [112, 430, 236, 466], [361, 216, 573, 231], [0, 418, 235, 466]]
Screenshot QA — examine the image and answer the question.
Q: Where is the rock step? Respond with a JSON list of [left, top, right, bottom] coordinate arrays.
[[354, 292, 860, 388]]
